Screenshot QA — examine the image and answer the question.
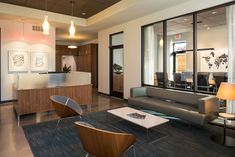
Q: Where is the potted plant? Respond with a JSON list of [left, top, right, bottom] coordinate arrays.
[[113, 63, 123, 74], [62, 64, 71, 73]]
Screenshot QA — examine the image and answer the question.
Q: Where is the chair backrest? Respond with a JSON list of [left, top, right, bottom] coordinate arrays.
[[50, 95, 83, 118], [156, 72, 164, 83], [197, 72, 209, 86], [75, 121, 136, 157], [181, 72, 193, 81], [155, 72, 168, 86], [173, 73, 183, 83], [213, 72, 227, 88]]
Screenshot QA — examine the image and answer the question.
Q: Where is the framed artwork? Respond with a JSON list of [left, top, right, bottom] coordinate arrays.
[[200, 49, 228, 72], [30, 52, 48, 72], [8, 50, 29, 72]]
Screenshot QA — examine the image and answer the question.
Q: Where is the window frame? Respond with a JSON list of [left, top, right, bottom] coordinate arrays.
[[141, 1, 235, 95]]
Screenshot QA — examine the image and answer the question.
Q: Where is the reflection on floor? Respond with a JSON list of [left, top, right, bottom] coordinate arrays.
[[0, 91, 126, 157]]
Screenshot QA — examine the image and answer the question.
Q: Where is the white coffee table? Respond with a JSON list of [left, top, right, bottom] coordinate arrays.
[[107, 107, 169, 135]]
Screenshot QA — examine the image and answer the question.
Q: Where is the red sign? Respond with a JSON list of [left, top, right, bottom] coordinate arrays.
[[175, 34, 181, 40]]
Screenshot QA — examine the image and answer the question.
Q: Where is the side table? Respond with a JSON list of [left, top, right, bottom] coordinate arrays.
[[211, 113, 235, 147]]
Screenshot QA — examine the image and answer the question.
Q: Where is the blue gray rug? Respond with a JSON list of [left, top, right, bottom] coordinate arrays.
[[23, 110, 235, 157]]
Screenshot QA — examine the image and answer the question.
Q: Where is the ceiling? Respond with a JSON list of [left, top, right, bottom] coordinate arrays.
[[0, 0, 121, 18], [154, 6, 226, 35], [0, 0, 192, 43]]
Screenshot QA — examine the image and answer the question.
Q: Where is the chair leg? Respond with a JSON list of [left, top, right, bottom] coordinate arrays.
[[56, 119, 62, 129], [85, 153, 89, 157], [54, 119, 61, 138], [132, 145, 136, 157]]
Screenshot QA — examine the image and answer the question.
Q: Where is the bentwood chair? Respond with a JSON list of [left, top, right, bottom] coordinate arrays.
[[75, 121, 136, 157], [50, 95, 83, 128]]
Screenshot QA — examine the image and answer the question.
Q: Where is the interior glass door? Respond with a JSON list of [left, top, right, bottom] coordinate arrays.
[[110, 32, 124, 98], [111, 47, 124, 98]]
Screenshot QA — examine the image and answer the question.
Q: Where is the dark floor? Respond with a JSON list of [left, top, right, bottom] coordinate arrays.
[[0, 91, 235, 157], [0, 91, 126, 157]]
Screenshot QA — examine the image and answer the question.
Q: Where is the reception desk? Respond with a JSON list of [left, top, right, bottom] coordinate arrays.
[[13, 72, 92, 120]]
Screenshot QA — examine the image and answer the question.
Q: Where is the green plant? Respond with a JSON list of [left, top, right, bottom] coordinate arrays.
[[113, 63, 123, 74], [62, 64, 71, 73]]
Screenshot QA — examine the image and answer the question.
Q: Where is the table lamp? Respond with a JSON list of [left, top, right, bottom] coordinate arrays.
[[217, 82, 235, 117], [216, 82, 235, 146]]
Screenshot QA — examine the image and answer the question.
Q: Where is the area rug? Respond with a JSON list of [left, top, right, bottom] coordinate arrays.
[[23, 110, 235, 157]]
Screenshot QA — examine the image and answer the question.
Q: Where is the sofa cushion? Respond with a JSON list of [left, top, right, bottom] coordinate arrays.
[[128, 97, 209, 125], [146, 87, 207, 106]]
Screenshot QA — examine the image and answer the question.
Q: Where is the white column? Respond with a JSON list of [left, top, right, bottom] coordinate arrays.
[[227, 5, 235, 113]]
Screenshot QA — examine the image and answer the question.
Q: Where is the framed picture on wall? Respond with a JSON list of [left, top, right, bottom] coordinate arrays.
[[30, 52, 48, 72], [8, 50, 29, 72], [200, 49, 228, 72]]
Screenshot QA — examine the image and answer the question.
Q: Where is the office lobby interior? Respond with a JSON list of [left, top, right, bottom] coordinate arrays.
[[0, 0, 235, 157]]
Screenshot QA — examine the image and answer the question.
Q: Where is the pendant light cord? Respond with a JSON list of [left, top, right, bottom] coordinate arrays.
[[71, 0, 74, 17], [45, 0, 47, 11]]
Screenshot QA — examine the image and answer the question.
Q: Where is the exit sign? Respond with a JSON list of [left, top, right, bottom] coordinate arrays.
[[175, 34, 181, 40]]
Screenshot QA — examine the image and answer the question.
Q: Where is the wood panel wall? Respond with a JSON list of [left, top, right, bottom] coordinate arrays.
[[14, 84, 92, 116], [55, 44, 98, 88]]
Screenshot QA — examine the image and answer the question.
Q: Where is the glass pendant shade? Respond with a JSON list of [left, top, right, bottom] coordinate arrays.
[[43, 15, 50, 35], [69, 20, 76, 38]]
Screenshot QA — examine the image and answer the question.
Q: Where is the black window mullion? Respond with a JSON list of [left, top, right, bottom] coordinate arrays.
[[193, 13, 197, 93], [163, 21, 167, 88]]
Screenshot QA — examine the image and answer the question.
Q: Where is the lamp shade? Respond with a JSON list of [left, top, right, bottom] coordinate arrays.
[[216, 82, 235, 100]]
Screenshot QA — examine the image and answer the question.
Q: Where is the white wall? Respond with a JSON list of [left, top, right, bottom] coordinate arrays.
[[0, 19, 55, 101], [98, 0, 233, 99]]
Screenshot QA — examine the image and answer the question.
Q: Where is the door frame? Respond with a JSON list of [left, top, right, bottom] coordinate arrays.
[[109, 31, 124, 98]]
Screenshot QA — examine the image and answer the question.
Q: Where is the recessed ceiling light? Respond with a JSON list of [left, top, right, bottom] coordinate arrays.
[[68, 45, 78, 49], [207, 27, 210, 30], [183, 18, 188, 21], [204, 24, 208, 27], [212, 11, 217, 14], [82, 12, 86, 15]]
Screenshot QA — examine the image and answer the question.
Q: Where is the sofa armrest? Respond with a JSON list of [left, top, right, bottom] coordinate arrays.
[[130, 87, 147, 97], [198, 96, 219, 114]]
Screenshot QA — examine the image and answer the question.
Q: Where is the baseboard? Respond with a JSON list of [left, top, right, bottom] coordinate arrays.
[[0, 99, 17, 105]]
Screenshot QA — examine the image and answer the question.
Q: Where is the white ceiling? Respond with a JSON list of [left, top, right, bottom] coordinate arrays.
[[0, 0, 190, 43]]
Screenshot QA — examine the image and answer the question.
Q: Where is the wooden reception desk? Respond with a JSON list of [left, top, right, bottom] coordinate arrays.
[[13, 72, 92, 120]]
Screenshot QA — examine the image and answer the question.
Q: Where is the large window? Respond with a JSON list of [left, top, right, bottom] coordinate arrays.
[[196, 7, 228, 93], [142, 4, 232, 94], [143, 22, 163, 87], [167, 15, 193, 91]]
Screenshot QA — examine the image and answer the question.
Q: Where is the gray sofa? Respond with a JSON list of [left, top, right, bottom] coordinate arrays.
[[128, 87, 219, 125]]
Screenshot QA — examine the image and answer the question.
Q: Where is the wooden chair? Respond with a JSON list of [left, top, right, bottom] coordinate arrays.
[[50, 95, 83, 128], [75, 121, 136, 157]]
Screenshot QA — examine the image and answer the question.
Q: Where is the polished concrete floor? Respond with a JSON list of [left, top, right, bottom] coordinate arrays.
[[0, 91, 126, 157]]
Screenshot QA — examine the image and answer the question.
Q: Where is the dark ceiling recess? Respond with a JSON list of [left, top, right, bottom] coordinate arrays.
[[0, 0, 121, 18]]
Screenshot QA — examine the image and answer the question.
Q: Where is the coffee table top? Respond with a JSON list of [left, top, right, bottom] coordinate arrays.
[[107, 107, 169, 129]]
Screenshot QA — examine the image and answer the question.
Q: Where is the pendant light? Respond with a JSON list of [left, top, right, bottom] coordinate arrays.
[[69, 0, 76, 38], [42, 0, 50, 35]]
